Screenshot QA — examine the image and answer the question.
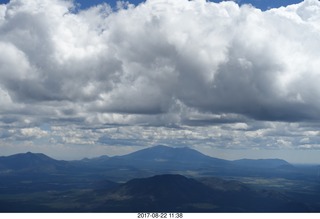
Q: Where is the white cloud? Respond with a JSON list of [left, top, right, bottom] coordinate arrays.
[[1, 0, 320, 120], [1, 0, 320, 159], [20, 127, 48, 138]]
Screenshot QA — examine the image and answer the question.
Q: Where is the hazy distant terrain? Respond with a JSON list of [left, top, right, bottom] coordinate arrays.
[[0, 146, 319, 212]]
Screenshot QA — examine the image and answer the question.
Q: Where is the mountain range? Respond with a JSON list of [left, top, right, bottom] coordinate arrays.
[[0, 145, 298, 180], [0, 145, 319, 212], [0, 145, 315, 181]]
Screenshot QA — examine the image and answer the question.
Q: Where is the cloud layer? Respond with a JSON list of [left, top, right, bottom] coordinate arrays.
[[1, 0, 320, 160]]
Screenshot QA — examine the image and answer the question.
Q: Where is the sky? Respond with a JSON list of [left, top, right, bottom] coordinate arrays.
[[0, 0, 320, 163]]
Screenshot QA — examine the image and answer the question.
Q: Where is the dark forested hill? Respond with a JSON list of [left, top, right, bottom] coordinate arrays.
[[94, 174, 310, 212]]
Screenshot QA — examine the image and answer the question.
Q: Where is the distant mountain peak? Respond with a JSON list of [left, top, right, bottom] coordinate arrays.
[[116, 145, 229, 168], [232, 158, 292, 168], [122, 145, 203, 159], [14, 151, 54, 160], [0, 151, 66, 173], [24, 151, 45, 156]]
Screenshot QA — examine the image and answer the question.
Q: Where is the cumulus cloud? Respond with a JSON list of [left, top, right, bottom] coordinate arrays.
[[1, 0, 320, 121], [1, 0, 320, 158]]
